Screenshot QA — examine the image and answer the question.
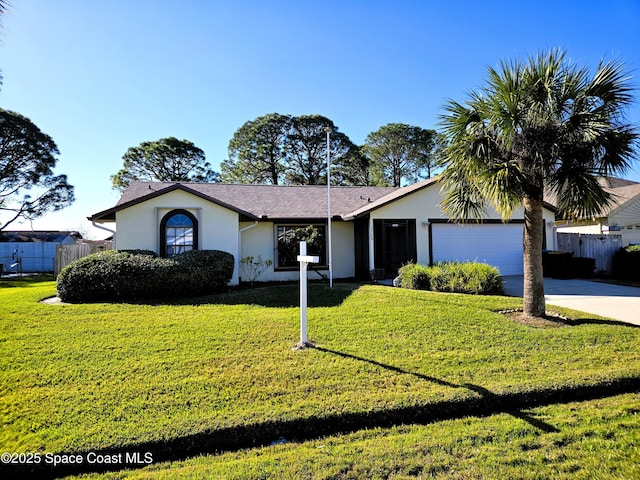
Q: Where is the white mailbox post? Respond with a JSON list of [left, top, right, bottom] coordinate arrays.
[[295, 241, 319, 349]]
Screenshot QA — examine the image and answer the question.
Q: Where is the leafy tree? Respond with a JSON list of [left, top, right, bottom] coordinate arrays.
[[364, 123, 439, 187], [332, 145, 372, 186], [111, 137, 218, 191], [286, 114, 358, 185], [439, 49, 638, 317], [224, 113, 363, 186], [0, 109, 75, 230], [221, 113, 291, 185]]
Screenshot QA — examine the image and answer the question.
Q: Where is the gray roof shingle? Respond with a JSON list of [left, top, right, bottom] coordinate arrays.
[[92, 182, 400, 221]]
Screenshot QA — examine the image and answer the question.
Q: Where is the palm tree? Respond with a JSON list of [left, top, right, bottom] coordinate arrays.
[[439, 49, 638, 317]]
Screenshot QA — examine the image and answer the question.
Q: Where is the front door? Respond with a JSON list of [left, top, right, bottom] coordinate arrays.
[[374, 219, 417, 278]]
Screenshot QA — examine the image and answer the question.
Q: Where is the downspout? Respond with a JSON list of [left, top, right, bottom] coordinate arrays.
[[91, 221, 116, 243], [238, 220, 259, 283]]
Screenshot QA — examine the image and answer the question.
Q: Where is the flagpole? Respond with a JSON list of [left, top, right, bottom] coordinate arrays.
[[326, 127, 333, 288]]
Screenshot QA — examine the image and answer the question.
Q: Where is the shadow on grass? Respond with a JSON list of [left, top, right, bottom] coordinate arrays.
[[314, 346, 560, 433], [165, 282, 361, 308], [10, 347, 640, 479], [564, 318, 640, 328]]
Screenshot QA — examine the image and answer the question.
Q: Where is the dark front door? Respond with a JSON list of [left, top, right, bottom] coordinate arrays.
[[374, 219, 417, 278]]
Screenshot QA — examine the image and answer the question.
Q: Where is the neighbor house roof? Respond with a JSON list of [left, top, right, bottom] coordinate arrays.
[[90, 182, 399, 222], [548, 177, 640, 218]]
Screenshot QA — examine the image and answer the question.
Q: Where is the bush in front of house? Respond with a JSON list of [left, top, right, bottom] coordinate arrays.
[[57, 249, 234, 302], [398, 261, 503, 295], [397, 263, 430, 290], [172, 249, 235, 295], [612, 245, 640, 280]]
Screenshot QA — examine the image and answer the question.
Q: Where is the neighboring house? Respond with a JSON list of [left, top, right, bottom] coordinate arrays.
[[555, 177, 640, 246], [89, 178, 557, 285], [0, 231, 81, 274]]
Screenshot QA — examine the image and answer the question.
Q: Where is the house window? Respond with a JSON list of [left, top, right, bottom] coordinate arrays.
[[275, 224, 326, 269], [160, 209, 198, 257]]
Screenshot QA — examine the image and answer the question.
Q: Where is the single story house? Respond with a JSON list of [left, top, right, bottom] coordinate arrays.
[[0, 231, 81, 274], [89, 178, 557, 285], [555, 177, 640, 246]]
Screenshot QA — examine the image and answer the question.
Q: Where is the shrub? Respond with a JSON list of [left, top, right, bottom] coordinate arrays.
[[398, 261, 502, 295], [428, 261, 503, 295], [117, 249, 158, 257], [57, 249, 234, 302], [173, 250, 235, 294], [397, 263, 430, 290], [240, 255, 273, 285]]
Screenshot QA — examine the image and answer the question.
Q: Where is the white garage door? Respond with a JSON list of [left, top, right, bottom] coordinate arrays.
[[431, 223, 524, 275]]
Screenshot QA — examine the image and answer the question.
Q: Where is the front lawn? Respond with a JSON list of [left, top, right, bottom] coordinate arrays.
[[1, 277, 639, 477], [86, 393, 640, 480]]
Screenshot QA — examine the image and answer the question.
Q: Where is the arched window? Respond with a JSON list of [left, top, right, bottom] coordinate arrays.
[[160, 209, 198, 257]]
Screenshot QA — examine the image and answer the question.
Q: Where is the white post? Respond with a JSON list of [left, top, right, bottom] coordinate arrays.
[[326, 127, 333, 288], [295, 241, 319, 350], [299, 241, 308, 345]]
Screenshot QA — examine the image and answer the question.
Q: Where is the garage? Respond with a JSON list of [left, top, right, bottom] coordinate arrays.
[[430, 221, 525, 276]]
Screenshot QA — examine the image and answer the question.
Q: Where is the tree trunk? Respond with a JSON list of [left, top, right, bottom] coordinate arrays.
[[522, 196, 545, 317]]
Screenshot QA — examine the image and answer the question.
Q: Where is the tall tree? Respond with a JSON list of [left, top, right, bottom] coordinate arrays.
[[332, 145, 372, 186], [0, 109, 75, 230], [439, 49, 637, 317], [285, 114, 358, 185], [364, 123, 439, 187], [111, 137, 218, 192], [221, 113, 291, 184]]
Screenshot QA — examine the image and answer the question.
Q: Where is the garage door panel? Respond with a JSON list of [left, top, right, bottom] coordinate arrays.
[[432, 223, 523, 275]]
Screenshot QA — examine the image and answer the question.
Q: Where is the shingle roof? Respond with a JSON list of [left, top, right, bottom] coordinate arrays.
[[91, 182, 399, 222]]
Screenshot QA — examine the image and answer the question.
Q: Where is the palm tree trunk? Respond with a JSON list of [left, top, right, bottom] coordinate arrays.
[[522, 196, 546, 317]]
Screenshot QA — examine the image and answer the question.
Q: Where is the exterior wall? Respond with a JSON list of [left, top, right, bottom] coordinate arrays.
[[239, 220, 355, 282], [367, 185, 556, 272], [115, 190, 241, 283], [610, 199, 640, 245], [556, 224, 603, 235]]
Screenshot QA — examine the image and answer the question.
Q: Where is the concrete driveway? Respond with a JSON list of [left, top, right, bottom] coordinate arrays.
[[502, 276, 640, 326]]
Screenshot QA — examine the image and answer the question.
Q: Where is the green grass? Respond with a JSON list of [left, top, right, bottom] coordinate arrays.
[[1, 276, 639, 477], [81, 393, 640, 480]]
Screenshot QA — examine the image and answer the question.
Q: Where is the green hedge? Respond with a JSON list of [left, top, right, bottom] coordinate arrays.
[[57, 250, 234, 302], [398, 261, 503, 295]]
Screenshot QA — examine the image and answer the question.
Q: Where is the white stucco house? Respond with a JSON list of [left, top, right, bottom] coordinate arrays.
[[555, 177, 640, 246], [89, 178, 557, 285]]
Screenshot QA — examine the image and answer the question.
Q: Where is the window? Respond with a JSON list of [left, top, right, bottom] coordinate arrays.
[[160, 210, 198, 257], [275, 224, 326, 269]]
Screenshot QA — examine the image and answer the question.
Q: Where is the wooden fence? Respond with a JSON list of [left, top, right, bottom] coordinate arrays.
[[556, 232, 623, 274], [55, 242, 113, 276]]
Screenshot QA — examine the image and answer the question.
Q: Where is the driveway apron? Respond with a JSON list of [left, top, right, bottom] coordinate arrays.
[[501, 276, 640, 326]]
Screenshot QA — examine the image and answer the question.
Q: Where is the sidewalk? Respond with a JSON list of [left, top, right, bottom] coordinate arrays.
[[501, 276, 640, 326]]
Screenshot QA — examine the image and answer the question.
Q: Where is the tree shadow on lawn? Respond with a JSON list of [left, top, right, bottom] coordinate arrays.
[[312, 345, 560, 434], [12, 344, 640, 479]]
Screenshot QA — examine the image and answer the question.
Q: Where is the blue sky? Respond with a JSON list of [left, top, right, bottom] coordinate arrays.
[[1, 0, 639, 238]]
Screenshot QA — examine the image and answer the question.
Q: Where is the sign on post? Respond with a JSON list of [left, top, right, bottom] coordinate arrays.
[[294, 241, 319, 349]]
